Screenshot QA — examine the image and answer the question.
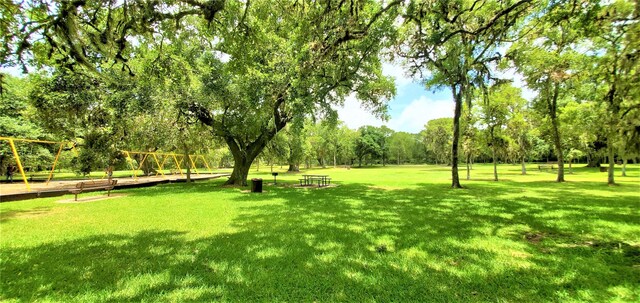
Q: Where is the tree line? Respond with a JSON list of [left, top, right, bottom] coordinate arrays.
[[1, 0, 638, 187]]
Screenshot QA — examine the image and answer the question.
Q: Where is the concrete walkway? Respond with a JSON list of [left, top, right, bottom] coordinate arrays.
[[0, 173, 230, 202]]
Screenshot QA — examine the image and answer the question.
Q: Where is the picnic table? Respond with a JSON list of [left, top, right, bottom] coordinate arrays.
[[299, 174, 331, 187]]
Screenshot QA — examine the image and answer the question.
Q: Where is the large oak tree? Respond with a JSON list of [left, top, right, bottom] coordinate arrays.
[[399, 0, 533, 188], [2, 0, 399, 186]]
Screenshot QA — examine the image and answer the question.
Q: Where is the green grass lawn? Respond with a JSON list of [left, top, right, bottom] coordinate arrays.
[[1, 164, 639, 302]]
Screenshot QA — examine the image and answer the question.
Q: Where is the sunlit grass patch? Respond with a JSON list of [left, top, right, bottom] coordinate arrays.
[[1, 164, 638, 302]]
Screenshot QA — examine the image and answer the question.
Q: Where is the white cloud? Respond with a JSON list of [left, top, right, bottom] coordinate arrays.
[[0, 65, 26, 77], [492, 67, 538, 101], [336, 95, 454, 133], [336, 61, 455, 134], [386, 96, 454, 133], [337, 95, 385, 130], [512, 72, 537, 101], [382, 61, 413, 88]]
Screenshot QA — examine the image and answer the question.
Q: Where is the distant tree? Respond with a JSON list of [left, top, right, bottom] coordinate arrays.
[[461, 103, 479, 179], [586, 0, 640, 185], [478, 84, 524, 181], [421, 118, 453, 165], [336, 126, 358, 166], [509, 1, 597, 182], [28, 70, 120, 175], [389, 132, 415, 165], [355, 126, 383, 167], [262, 131, 289, 172], [505, 95, 535, 175], [378, 126, 394, 166], [559, 100, 603, 168], [285, 124, 305, 172]]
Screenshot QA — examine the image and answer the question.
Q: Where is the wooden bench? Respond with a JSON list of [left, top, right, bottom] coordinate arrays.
[[29, 174, 54, 181], [538, 162, 558, 170], [69, 180, 118, 201]]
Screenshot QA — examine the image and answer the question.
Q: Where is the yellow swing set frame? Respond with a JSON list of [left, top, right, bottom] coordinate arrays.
[[0, 136, 78, 191], [122, 151, 214, 180]]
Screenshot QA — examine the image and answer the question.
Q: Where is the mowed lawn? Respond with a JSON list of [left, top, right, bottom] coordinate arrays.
[[1, 164, 639, 302]]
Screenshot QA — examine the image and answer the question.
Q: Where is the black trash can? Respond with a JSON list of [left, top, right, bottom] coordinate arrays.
[[251, 178, 263, 193]]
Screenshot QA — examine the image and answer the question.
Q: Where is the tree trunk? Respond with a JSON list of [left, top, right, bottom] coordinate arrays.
[[521, 157, 526, 175], [491, 128, 498, 182], [607, 138, 615, 185], [466, 154, 471, 180], [333, 151, 336, 168], [184, 150, 191, 183], [549, 82, 565, 182], [193, 100, 287, 186], [622, 158, 627, 176], [492, 147, 498, 181], [451, 85, 463, 188], [227, 158, 252, 186], [586, 153, 602, 167], [224, 136, 264, 186], [569, 158, 573, 174], [288, 164, 299, 172]]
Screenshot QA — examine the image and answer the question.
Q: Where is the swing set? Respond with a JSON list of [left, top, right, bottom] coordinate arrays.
[[0, 136, 78, 191], [1, 137, 216, 192], [122, 151, 214, 180]]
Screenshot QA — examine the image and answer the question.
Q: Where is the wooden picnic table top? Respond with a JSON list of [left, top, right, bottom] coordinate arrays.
[[302, 174, 329, 177]]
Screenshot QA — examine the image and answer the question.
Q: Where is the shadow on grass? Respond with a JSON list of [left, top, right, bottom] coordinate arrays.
[[0, 206, 54, 223], [1, 179, 638, 301]]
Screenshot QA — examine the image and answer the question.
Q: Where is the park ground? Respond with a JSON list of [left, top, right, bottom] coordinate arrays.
[[1, 164, 639, 302]]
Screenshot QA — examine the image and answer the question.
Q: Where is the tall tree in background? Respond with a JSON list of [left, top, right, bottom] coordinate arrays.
[[400, 0, 533, 188], [509, 0, 594, 182], [336, 125, 358, 166], [421, 118, 453, 165], [477, 84, 515, 181], [504, 89, 533, 175], [355, 126, 383, 166], [461, 103, 479, 179], [586, 0, 639, 185], [285, 124, 305, 172], [378, 125, 393, 166], [389, 131, 415, 165]]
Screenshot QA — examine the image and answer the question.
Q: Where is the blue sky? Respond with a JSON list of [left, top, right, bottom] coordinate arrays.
[[336, 62, 535, 134], [336, 63, 455, 134]]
